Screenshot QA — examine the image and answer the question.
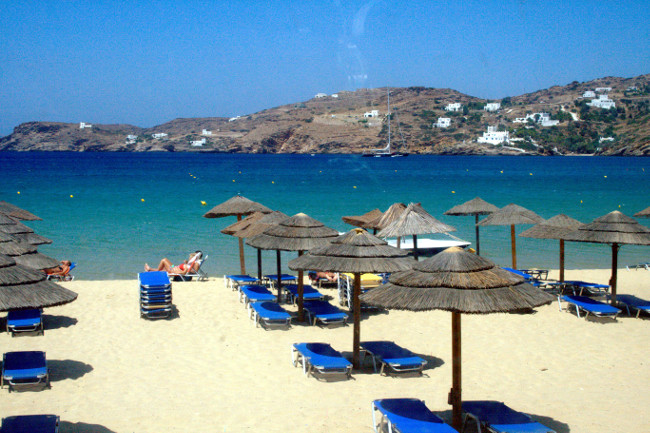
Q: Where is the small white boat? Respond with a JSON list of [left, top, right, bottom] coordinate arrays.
[[386, 237, 471, 256]]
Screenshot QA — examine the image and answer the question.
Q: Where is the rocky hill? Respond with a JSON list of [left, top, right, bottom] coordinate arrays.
[[2, 74, 649, 155]]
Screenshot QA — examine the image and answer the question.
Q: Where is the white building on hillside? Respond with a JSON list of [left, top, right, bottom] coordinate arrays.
[[202, 129, 212, 136], [582, 90, 596, 98], [595, 87, 612, 93], [229, 116, 241, 122], [484, 102, 501, 112], [434, 117, 451, 128], [152, 133, 168, 139], [587, 94, 616, 109], [477, 126, 509, 145], [191, 138, 206, 147], [331, 93, 339, 98], [126, 135, 138, 144], [513, 113, 558, 127], [79, 122, 92, 129], [445, 103, 462, 112], [315, 93, 327, 98], [364, 110, 380, 118]]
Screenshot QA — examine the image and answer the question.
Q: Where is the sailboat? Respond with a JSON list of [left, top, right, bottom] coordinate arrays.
[[362, 89, 409, 157]]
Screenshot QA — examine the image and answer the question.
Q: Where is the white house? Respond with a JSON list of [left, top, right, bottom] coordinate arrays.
[[152, 133, 168, 139], [513, 113, 558, 126], [477, 126, 509, 145], [364, 110, 380, 118], [191, 138, 207, 147], [228, 116, 241, 122], [445, 103, 462, 112], [587, 94, 616, 109], [331, 93, 339, 98], [595, 87, 612, 93], [315, 93, 327, 98], [599, 136, 615, 144], [79, 122, 92, 129], [126, 134, 138, 144], [484, 102, 501, 112], [202, 129, 212, 136], [434, 117, 451, 128], [582, 90, 596, 98]]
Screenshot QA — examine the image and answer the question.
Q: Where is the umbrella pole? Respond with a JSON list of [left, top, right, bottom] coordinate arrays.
[[276, 250, 282, 303], [412, 234, 419, 261], [297, 251, 304, 322], [257, 248, 263, 281], [352, 273, 361, 369], [450, 312, 462, 431], [397, 236, 401, 248], [559, 239, 565, 282], [237, 215, 246, 275], [610, 243, 619, 305], [475, 214, 480, 256], [510, 224, 517, 269]]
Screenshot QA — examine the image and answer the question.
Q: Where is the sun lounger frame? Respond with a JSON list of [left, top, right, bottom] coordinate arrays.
[[372, 398, 458, 433], [6, 309, 44, 336], [225, 274, 259, 291], [282, 284, 325, 304], [249, 301, 292, 329], [291, 343, 352, 381], [302, 300, 348, 327], [615, 294, 650, 318], [361, 341, 427, 376], [1, 351, 50, 392], [462, 400, 556, 433], [560, 295, 621, 319]]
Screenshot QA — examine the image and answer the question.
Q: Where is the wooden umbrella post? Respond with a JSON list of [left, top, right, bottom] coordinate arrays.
[[276, 250, 282, 303], [257, 248, 263, 281], [412, 234, 419, 261], [475, 214, 480, 255], [352, 272, 361, 369], [510, 224, 517, 269], [450, 312, 462, 431], [297, 250, 304, 322], [610, 243, 619, 305], [559, 239, 565, 282], [237, 214, 246, 275]]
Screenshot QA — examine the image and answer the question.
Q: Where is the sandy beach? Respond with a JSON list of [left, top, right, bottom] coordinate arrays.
[[1, 268, 649, 432]]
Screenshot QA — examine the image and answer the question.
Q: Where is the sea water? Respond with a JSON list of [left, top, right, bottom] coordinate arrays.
[[1, 152, 648, 280]]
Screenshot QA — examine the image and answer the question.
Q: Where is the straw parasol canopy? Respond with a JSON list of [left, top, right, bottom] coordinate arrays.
[[367, 202, 407, 231], [341, 209, 383, 231], [634, 206, 650, 218], [289, 228, 415, 368], [378, 203, 457, 261], [247, 213, 339, 318], [0, 217, 52, 245], [520, 214, 583, 281], [0, 253, 77, 312], [203, 195, 272, 274], [477, 203, 544, 269], [0, 236, 59, 270], [0, 201, 42, 221], [562, 210, 650, 303], [444, 197, 498, 255], [220, 212, 266, 236], [361, 246, 554, 430]]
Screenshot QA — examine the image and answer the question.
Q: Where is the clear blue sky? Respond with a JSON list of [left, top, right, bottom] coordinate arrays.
[[1, 0, 648, 136]]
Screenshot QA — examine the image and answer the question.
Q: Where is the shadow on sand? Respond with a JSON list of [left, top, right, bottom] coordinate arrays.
[[436, 408, 571, 433], [60, 421, 117, 433], [48, 360, 94, 382], [43, 314, 78, 330]]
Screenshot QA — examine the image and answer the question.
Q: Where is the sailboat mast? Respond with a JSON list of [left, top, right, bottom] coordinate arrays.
[[386, 89, 391, 152]]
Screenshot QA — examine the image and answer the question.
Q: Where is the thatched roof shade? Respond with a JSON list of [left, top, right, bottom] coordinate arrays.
[[234, 211, 290, 239], [0, 220, 35, 235], [0, 213, 16, 225], [634, 206, 650, 218], [562, 210, 650, 245], [221, 212, 265, 236], [0, 238, 37, 255], [367, 203, 407, 231], [289, 228, 415, 273], [0, 201, 42, 221], [14, 252, 61, 270], [519, 214, 583, 240], [444, 197, 498, 216], [342, 209, 383, 229], [0, 253, 77, 311], [203, 195, 272, 218], [11, 232, 53, 245], [378, 203, 456, 238], [246, 213, 339, 252], [477, 204, 543, 226], [361, 246, 555, 313]]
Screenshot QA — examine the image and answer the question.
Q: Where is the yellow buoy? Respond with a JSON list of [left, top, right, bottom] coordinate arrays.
[[353, 186, 357, 189], [232, 179, 236, 182], [141, 198, 145, 202], [70, 195, 74, 198], [580, 200, 583, 204], [452, 191, 455, 194], [529, 173, 533, 176], [272, 181, 275, 184], [604, 175, 607, 178], [16, 191, 20, 194], [500, 170, 503, 174], [201, 201, 206, 206]]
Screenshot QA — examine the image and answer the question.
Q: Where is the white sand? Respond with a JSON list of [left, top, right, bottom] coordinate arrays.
[[1, 268, 649, 432]]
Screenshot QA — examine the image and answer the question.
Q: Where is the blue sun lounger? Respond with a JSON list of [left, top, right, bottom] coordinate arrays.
[[292, 342, 352, 380], [6, 309, 43, 336], [283, 284, 325, 304], [240, 285, 276, 305], [616, 294, 650, 318], [249, 301, 292, 329], [225, 274, 259, 291], [462, 400, 556, 433], [361, 341, 427, 376], [2, 351, 50, 392], [563, 280, 609, 296], [303, 300, 348, 327], [138, 271, 173, 319], [1, 414, 59, 432], [561, 295, 621, 319], [372, 398, 458, 433]]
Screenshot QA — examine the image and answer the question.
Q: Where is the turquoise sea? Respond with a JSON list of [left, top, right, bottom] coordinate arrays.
[[1, 152, 648, 280]]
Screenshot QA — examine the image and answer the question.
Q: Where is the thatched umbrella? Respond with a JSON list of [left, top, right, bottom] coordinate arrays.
[[203, 195, 272, 274], [361, 246, 554, 430], [0, 217, 52, 245], [0, 236, 59, 271], [477, 204, 544, 269], [0, 201, 42, 221], [342, 209, 383, 232], [562, 211, 650, 304], [0, 253, 77, 311], [634, 206, 650, 218], [378, 203, 457, 261], [247, 213, 339, 321], [368, 202, 407, 231], [289, 228, 415, 368], [230, 211, 289, 281], [444, 197, 498, 255], [221, 212, 266, 236], [519, 214, 583, 282]]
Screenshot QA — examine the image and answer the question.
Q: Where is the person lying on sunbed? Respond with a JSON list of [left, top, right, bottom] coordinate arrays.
[[144, 251, 202, 275], [312, 271, 338, 282], [43, 260, 72, 276]]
